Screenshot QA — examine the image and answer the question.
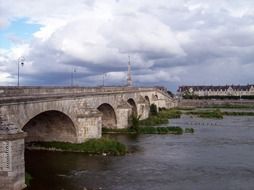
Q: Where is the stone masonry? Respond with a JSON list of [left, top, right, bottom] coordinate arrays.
[[0, 116, 26, 190], [0, 86, 175, 190]]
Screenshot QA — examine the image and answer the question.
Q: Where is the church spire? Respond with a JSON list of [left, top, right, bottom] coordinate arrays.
[[127, 55, 132, 87]]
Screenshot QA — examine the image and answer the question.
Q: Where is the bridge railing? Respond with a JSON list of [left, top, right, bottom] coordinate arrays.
[[0, 86, 132, 96], [0, 86, 162, 97]]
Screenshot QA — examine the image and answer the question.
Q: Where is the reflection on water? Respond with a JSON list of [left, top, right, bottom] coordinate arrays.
[[26, 115, 254, 190]]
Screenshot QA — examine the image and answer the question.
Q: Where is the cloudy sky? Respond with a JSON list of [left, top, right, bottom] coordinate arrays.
[[0, 0, 254, 91]]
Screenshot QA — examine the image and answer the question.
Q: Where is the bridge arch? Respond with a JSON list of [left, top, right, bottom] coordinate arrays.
[[144, 96, 150, 105], [23, 110, 77, 143], [97, 103, 117, 128], [127, 98, 138, 116]]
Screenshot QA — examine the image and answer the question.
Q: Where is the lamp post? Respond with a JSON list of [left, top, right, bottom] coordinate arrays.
[[17, 57, 25, 87], [102, 73, 107, 86], [71, 68, 76, 86]]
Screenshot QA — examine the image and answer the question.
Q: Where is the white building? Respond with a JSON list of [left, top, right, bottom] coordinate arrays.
[[178, 85, 254, 98]]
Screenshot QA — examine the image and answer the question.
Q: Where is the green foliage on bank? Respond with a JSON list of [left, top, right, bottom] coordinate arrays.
[[102, 126, 184, 135], [185, 108, 254, 118], [175, 107, 195, 111], [139, 115, 168, 126], [25, 172, 32, 186], [222, 111, 254, 116], [137, 126, 183, 134], [102, 127, 131, 133], [103, 108, 184, 135], [27, 138, 127, 156], [139, 108, 182, 127], [206, 104, 254, 109], [150, 103, 158, 116], [186, 109, 223, 119]]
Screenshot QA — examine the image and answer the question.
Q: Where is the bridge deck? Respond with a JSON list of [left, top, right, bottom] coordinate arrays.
[[0, 86, 171, 105]]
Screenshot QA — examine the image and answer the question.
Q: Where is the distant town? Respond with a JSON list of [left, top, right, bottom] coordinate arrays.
[[177, 84, 254, 99]]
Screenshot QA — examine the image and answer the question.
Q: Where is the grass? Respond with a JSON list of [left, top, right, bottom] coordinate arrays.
[[222, 111, 254, 116], [102, 109, 186, 135], [159, 109, 182, 119], [102, 127, 132, 133], [185, 107, 254, 118], [137, 126, 183, 134], [139, 109, 182, 127], [139, 116, 168, 126], [186, 109, 223, 119], [206, 104, 254, 109], [27, 138, 127, 156], [25, 172, 32, 187], [174, 107, 195, 111], [103, 126, 184, 135]]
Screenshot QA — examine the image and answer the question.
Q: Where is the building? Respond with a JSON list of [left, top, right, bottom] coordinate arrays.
[[178, 84, 254, 98]]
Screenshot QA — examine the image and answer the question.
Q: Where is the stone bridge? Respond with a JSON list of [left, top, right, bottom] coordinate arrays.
[[0, 86, 176, 190]]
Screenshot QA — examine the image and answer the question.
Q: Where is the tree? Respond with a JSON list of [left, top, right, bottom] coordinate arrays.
[[150, 104, 158, 116]]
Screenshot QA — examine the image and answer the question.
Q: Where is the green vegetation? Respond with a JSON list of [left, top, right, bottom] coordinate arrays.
[[103, 108, 184, 135], [27, 138, 127, 156], [150, 103, 158, 116], [139, 109, 181, 126], [131, 114, 141, 131], [186, 109, 223, 119], [102, 127, 131, 134], [159, 109, 182, 119], [185, 128, 194, 133], [139, 115, 168, 126], [185, 108, 254, 118], [25, 172, 32, 187], [102, 126, 183, 135], [222, 111, 254, 116], [137, 126, 183, 134], [205, 104, 254, 109], [175, 107, 195, 111]]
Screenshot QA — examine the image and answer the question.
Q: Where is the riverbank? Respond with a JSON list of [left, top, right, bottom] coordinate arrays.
[[139, 109, 181, 126], [102, 108, 189, 135], [102, 126, 185, 135], [185, 109, 223, 119], [26, 138, 127, 156], [184, 108, 254, 119]]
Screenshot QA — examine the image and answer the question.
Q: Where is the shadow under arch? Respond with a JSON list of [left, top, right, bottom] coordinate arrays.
[[23, 110, 77, 143], [144, 96, 150, 106], [127, 98, 138, 117], [97, 103, 117, 128]]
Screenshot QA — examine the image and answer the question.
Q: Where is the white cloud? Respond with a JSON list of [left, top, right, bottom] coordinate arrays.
[[0, 0, 254, 90]]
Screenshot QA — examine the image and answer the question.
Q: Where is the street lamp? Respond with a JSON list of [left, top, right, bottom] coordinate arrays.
[[102, 73, 107, 86], [17, 57, 25, 87], [71, 68, 77, 86]]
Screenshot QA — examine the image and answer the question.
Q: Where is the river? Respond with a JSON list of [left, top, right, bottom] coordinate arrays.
[[25, 115, 254, 190]]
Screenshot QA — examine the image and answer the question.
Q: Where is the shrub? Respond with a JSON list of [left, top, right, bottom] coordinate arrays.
[[25, 172, 32, 187], [186, 109, 223, 119], [150, 104, 158, 116]]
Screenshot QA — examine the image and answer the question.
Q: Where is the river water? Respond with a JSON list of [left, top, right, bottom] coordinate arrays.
[[25, 115, 254, 190]]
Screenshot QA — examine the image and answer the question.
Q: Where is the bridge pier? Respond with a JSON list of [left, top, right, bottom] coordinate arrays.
[[116, 100, 132, 129], [75, 103, 102, 142], [137, 96, 150, 120], [0, 116, 26, 190]]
